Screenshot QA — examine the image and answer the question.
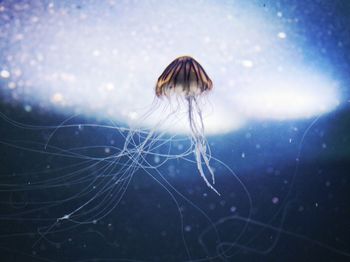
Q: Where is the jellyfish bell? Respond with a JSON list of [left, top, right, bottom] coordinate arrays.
[[156, 56, 213, 98]]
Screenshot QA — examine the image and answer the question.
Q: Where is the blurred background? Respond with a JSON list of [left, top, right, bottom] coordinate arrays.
[[0, 0, 349, 261]]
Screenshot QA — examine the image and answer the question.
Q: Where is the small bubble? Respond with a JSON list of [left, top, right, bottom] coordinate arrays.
[[51, 92, 64, 104], [8, 82, 16, 89], [154, 155, 160, 163], [184, 225, 191, 232], [272, 197, 279, 204], [241, 60, 253, 68], [230, 206, 237, 213], [24, 105, 32, 112], [0, 69, 10, 78], [128, 111, 138, 120], [92, 49, 100, 56], [278, 32, 287, 39], [105, 82, 114, 91]]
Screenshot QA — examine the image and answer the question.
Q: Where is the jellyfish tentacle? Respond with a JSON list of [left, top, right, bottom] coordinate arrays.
[[187, 96, 220, 195], [193, 96, 216, 185]]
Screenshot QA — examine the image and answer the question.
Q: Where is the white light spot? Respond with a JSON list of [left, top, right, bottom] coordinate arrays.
[[0, 70, 10, 78], [8, 82, 16, 89], [184, 225, 192, 232], [128, 111, 138, 120], [241, 60, 254, 68], [272, 197, 279, 204], [105, 82, 115, 91], [92, 50, 101, 56], [204, 36, 211, 43], [51, 93, 64, 104], [24, 105, 32, 112], [154, 155, 160, 164], [278, 32, 287, 39]]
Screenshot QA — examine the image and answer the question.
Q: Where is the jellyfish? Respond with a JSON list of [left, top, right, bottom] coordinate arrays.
[[155, 56, 219, 194]]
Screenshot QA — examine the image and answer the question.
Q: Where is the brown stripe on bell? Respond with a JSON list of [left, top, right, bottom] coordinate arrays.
[[156, 56, 213, 98]]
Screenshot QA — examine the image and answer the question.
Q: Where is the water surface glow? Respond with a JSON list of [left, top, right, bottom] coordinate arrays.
[[0, 0, 341, 134]]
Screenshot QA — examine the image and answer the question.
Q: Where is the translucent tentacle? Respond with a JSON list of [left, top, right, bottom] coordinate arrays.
[[193, 97, 216, 185], [187, 96, 220, 195]]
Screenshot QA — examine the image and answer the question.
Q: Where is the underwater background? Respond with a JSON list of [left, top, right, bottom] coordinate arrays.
[[0, 0, 350, 261]]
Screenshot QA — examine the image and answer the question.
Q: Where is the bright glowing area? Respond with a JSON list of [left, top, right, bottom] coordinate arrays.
[[277, 32, 287, 39], [232, 70, 340, 120], [0, 0, 341, 134], [0, 69, 10, 78]]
